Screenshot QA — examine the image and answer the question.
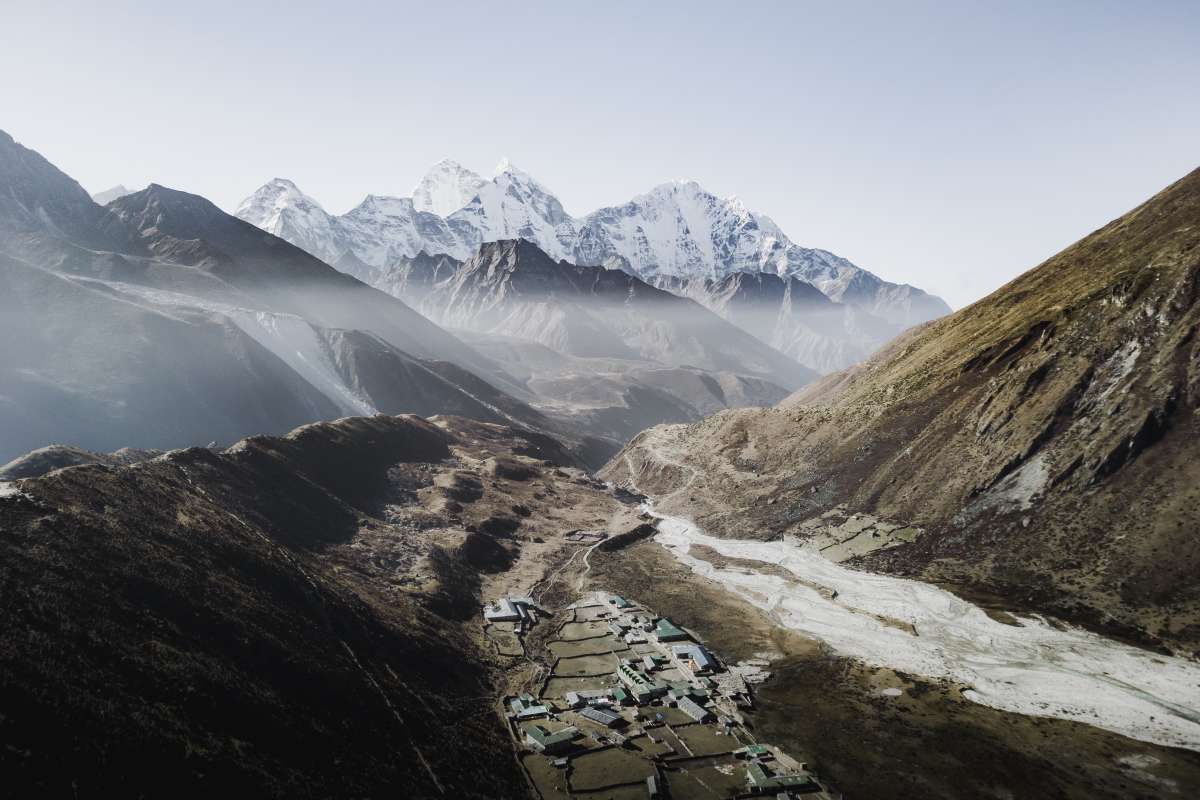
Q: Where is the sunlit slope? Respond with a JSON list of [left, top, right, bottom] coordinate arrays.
[[606, 167, 1200, 653]]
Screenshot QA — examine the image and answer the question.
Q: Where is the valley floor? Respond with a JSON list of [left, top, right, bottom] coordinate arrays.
[[578, 527, 1200, 800], [485, 586, 835, 800], [649, 508, 1200, 752], [5, 413, 1199, 799], [490, 490, 1200, 800]]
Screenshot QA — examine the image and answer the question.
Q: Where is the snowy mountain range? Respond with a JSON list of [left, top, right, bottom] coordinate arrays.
[[2, 129, 806, 464], [236, 161, 951, 327], [0, 130, 563, 462]]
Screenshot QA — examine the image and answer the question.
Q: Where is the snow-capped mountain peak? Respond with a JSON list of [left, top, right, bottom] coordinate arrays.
[[235, 178, 328, 220], [235, 161, 951, 327], [447, 161, 575, 258], [92, 184, 136, 205], [234, 178, 344, 265], [411, 159, 486, 217], [354, 193, 414, 213]]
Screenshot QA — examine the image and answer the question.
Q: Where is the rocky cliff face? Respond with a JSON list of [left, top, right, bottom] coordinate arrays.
[[604, 166, 1200, 654]]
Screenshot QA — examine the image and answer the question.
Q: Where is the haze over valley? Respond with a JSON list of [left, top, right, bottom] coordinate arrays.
[[2, 3, 1199, 798]]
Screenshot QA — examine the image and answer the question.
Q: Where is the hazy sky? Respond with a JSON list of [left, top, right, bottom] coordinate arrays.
[[4, 1, 1198, 308]]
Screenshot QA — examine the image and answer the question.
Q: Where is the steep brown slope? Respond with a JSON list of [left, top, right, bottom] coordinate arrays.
[[604, 167, 1200, 653], [0, 415, 553, 799]]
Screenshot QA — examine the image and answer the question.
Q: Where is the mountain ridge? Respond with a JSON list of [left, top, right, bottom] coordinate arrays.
[[0, 412, 599, 798], [0, 130, 584, 463], [236, 161, 951, 327], [403, 238, 817, 390]]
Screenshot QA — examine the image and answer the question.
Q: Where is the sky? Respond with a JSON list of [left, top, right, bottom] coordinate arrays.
[[3, 0, 1198, 308]]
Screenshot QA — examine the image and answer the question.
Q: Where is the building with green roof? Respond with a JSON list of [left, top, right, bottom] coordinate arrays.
[[734, 743, 771, 758], [526, 724, 579, 755], [617, 661, 667, 704], [653, 618, 688, 642], [745, 759, 816, 793]]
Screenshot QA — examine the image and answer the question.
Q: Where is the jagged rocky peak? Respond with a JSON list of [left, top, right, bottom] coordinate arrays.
[[109, 183, 225, 235], [462, 239, 647, 296], [475, 237, 555, 269], [423, 238, 817, 389], [455, 238, 576, 293], [715, 271, 836, 307], [372, 250, 463, 305], [411, 158, 487, 216]]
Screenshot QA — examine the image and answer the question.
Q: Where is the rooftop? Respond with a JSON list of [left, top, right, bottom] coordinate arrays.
[[578, 706, 622, 727], [672, 642, 716, 672], [745, 759, 814, 791], [527, 725, 579, 749], [676, 695, 712, 722], [653, 618, 688, 641]]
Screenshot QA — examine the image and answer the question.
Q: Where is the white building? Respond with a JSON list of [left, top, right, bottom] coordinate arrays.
[[484, 596, 540, 623], [671, 643, 716, 675]]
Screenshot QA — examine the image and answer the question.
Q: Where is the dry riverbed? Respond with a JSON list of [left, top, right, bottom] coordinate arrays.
[[585, 536, 1200, 800]]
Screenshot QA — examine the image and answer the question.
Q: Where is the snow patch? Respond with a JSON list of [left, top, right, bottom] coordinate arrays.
[[227, 309, 377, 417]]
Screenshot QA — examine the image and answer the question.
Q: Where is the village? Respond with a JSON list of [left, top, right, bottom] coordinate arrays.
[[483, 587, 838, 800]]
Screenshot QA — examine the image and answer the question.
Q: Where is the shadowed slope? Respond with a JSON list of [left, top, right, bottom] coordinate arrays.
[[0, 415, 528, 799]]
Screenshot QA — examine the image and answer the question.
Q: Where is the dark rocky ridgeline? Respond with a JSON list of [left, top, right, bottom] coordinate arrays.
[[605, 166, 1200, 654], [0, 415, 529, 799], [0, 444, 162, 480]]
